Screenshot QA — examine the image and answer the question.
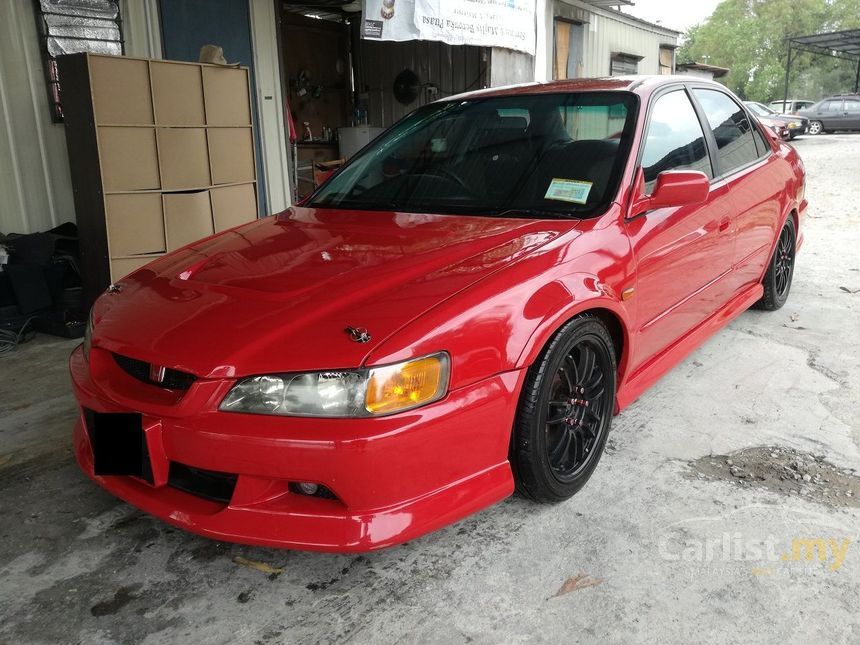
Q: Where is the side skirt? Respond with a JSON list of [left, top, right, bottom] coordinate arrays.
[[615, 283, 764, 411]]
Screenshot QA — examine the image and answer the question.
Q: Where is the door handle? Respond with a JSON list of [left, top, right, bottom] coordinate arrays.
[[719, 217, 730, 232]]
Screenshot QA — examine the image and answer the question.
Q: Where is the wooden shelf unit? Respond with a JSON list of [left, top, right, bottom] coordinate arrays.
[[58, 52, 259, 305]]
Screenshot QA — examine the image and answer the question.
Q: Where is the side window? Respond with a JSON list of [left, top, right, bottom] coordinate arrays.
[[822, 100, 842, 112], [751, 120, 771, 157], [844, 99, 860, 113], [641, 90, 712, 193], [693, 89, 759, 175]]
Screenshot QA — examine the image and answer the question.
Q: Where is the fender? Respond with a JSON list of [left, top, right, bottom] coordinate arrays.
[[515, 274, 635, 398]]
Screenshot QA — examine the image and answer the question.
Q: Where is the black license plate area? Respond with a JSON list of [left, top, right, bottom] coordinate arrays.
[[85, 410, 151, 480]]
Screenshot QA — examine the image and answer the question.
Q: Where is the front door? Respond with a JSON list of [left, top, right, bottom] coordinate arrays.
[[625, 88, 735, 371]]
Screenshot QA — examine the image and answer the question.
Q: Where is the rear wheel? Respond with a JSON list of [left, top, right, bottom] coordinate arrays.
[[512, 315, 616, 503], [754, 217, 796, 311], [808, 120, 823, 135]]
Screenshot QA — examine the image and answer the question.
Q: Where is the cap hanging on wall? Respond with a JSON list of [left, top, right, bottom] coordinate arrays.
[[198, 44, 239, 67]]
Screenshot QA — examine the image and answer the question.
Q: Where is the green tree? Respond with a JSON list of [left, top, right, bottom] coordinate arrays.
[[678, 0, 860, 101]]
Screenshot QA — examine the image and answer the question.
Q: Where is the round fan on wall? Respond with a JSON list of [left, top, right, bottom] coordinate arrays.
[[393, 68, 421, 105]]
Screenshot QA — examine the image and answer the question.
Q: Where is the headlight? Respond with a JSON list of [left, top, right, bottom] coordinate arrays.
[[790, 121, 800, 128], [83, 309, 94, 362], [219, 353, 450, 417]]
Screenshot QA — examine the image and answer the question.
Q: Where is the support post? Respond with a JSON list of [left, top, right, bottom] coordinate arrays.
[[855, 58, 860, 94], [782, 42, 793, 114]]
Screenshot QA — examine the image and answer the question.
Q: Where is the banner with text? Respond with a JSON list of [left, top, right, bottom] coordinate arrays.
[[361, 0, 536, 56]]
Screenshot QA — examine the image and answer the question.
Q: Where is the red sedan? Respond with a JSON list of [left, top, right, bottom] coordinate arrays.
[[71, 76, 806, 551]]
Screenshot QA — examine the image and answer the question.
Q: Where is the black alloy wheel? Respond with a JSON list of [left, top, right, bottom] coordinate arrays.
[[512, 315, 616, 502], [755, 217, 796, 311]]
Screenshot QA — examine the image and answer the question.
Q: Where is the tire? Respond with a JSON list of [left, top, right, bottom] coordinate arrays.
[[511, 315, 616, 503], [754, 217, 796, 311], [808, 120, 823, 135]]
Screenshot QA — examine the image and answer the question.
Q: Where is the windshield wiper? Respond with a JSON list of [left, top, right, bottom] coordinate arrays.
[[492, 208, 577, 219]]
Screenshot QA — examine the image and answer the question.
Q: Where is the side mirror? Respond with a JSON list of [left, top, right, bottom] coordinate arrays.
[[630, 170, 710, 217]]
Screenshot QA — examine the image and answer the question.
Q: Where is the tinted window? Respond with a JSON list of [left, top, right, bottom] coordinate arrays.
[[311, 92, 638, 218], [693, 89, 759, 175], [821, 100, 842, 112], [641, 90, 711, 193], [751, 120, 771, 157], [844, 99, 860, 112]]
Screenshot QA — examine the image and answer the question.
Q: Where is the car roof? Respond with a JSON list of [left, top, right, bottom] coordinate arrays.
[[443, 75, 728, 102]]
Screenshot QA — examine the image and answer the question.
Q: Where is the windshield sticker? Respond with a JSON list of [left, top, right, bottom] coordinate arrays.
[[544, 179, 592, 204]]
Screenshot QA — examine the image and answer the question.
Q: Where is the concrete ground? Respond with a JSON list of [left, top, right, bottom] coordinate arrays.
[[1, 134, 858, 645]]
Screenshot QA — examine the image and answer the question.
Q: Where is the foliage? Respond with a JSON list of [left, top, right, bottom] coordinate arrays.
[[678, 0, 860, 101]]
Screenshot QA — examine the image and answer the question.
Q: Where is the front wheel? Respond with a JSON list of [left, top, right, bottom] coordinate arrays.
[[754, 217, 796, 311], [511, 315, 616, 503], [808, 120, 823, 135]]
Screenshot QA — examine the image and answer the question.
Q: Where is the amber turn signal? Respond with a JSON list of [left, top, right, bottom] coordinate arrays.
[[365, 353, 449, 415]]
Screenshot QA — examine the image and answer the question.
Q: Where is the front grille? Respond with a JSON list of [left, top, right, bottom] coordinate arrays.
[[167, 462, 238, 504], [113, 354, 196, 391]]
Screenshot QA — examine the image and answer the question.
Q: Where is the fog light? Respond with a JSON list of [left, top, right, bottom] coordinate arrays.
[[297, 482, 319, 495]]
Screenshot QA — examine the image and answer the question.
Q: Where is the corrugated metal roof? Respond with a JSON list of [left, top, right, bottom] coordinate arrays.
[[790, 29, 860, 59], [584, 0, 634, 8]]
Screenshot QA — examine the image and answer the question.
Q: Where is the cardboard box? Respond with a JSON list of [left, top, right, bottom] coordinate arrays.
[[163, 191, 214, 250], [157, 128, 211, 190], [151, 61, 206, 126], [90, 55, 153, 125], [203, 67, 252, 125], [111, 255, 160, 281], [211, 183, 257, 232], [208, 128, 255, 185], [99, 127, 161, 191], [105, 193, 165, 256]]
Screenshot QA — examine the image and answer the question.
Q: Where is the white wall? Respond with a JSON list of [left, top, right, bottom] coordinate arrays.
[[0, 0, 161, 235], [0, 0, 75, 234], [249, 0, 291, 212]]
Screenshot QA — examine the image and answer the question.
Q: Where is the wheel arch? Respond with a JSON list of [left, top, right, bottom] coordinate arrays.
[[517, 299, 633, 392]]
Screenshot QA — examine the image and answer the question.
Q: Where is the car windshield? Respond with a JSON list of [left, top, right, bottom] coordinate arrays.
[[747, 102, 775, 116], [309, 92, 638, 218]]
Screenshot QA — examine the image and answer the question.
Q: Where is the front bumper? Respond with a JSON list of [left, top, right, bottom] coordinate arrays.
[[786, 120, 808, 135], [70, 346, 521, 551]]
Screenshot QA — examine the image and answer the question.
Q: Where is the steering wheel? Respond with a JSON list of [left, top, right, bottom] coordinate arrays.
[[415, 167, 478, 198]]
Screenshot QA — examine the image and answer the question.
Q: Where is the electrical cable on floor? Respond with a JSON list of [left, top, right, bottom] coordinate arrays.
[[0, 317, 36, 356]]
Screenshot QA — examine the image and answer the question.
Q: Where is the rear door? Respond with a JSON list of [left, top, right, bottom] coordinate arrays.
[[691, 88, 781, 291], [843, 98, 860, 129], [626, 87, 735, 368]]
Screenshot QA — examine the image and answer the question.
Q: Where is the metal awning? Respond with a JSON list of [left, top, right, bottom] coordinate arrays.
[[584, 0, 634, 7], [789, 29, 860, 59], [782, 29, 860, 105]]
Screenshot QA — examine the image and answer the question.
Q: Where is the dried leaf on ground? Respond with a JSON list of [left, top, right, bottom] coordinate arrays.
[[233, 555, 284, 576], [553, 572, 602, 597]]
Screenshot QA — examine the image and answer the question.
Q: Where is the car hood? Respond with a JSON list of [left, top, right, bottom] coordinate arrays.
[[93, 207, 575, 378], [773, 114, 807, 124], [757, 115, 785, 128]]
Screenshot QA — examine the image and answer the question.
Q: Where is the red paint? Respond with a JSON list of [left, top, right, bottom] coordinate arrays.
[[71, 77, 806, 551]]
